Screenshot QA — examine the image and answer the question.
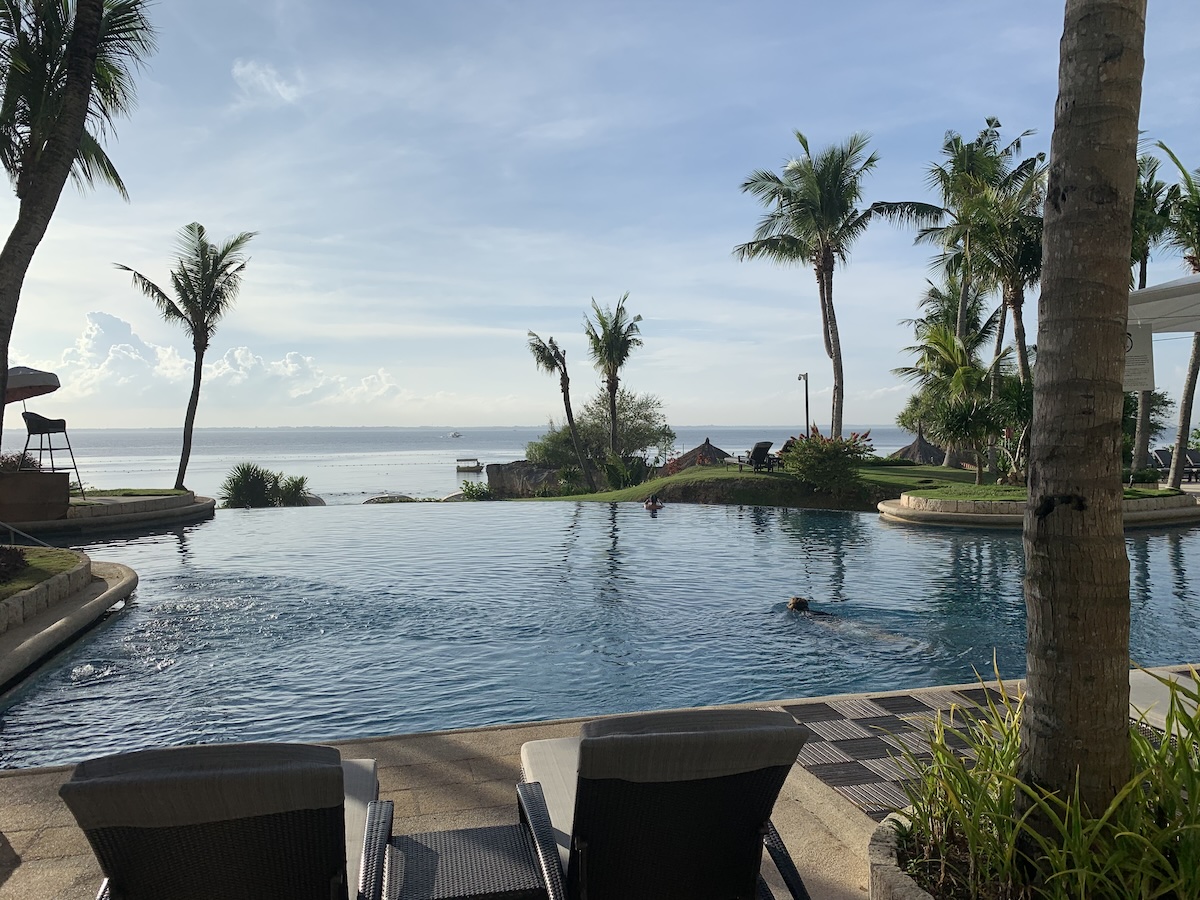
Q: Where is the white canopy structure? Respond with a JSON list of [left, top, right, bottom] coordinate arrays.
[[1128, 274, 1200, 333]]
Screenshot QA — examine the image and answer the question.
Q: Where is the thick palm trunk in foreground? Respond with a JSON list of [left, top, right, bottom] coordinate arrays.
[[1019, 0, 1143, 812]]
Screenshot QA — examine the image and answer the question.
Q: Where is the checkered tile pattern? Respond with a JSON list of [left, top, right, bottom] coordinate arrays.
[[783, 686, 1006, 821]]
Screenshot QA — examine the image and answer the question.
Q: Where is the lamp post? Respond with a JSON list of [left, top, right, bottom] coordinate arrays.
[[797, 373, 809, 436]]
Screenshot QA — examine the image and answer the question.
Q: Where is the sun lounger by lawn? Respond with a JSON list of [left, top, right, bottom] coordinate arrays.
[[59, 742, 392, 900], [736, 441, 777, 473], [517, 707, 812, 900]]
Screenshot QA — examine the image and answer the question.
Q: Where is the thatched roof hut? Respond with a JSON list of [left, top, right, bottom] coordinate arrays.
[[889, 429, 946, 465], [667, 438, 732, 472]]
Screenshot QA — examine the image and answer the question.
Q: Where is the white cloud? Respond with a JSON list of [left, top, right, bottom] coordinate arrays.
[[231, 59, 306, 108]]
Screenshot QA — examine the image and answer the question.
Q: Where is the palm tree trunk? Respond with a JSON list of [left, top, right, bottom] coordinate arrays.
[[607, 374, 619, 456], [1131, 259, 1152, 470], [988, 300, 1010, 477], [561, 372, 596, 492], [1168, 333, 1200, 489], [1010, 285, 1033, 384], [0, 0, 106, 448], [175, 348, 206, 490], [1020, 0, 1142, 815], [954, 233, 972, 342], [821, 254, 844, 438]]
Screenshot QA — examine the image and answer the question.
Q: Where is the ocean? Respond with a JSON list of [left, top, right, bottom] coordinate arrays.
[[2, 424, 914, 505]]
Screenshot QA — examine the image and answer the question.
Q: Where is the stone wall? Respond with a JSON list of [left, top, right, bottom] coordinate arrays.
[[0, 550, 90, 636], [485, 461, 561, 498]]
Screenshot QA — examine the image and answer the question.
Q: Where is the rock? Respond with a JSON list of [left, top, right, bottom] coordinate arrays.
[[363, 494, 415, 504], [485, 461, 561, 499]]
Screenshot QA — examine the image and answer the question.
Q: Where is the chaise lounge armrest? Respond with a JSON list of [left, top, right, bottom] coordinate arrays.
[[359, 799, 394, 900], [516, 781, 567, 900]]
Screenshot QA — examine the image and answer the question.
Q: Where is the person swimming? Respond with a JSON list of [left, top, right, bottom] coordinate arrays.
[[644, 494, 664, 511]]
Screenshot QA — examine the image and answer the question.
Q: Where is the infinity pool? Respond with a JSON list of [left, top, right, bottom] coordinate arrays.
[[2, 503, 1198, 768]]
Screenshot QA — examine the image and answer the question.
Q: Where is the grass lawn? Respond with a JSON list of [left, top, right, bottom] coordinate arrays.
[[0, 547, 81, 601]]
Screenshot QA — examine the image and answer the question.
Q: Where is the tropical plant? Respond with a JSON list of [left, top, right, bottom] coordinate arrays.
[[0, 0, 155, 446], [736, 132, 931, 437], [117, 223, 256, 490], [0, 545, 27, 581], [583, 293, 642, 455], [1129, 152, 1177, 469], [779, 427, 873, 497], [0, 450, 38, 470], [218, 462, 310, 508], [459, 480, 492, 501], [527, 331, 596, 492], [1021, 1, 1143, 814], [1157, 141, 1200, 489], [896, 671, 1200, 899], [1122, 390, 1173, 465]]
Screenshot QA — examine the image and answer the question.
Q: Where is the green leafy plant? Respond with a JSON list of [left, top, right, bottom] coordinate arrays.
[[0, 451, 39, 471], [895, 668, 1200, 899], [0, 545, 28, 581], [780, 427, 874, 496], [219, 462, 311, 508], [459, 480, 493, 500]]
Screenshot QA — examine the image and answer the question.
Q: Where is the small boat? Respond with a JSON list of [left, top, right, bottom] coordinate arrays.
[[448, 431, 463, 438], [456, 458, 483, 472]]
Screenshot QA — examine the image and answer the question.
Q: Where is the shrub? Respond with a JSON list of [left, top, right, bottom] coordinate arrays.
[[0, 546, 28, 581], [895, 669, 1200, 899], [459, 480, 493, 500], [779, 427, 874, 497], [0, 452, 39, 471], [219, 462, 311, 508], [1123, 467, 1161, 484]]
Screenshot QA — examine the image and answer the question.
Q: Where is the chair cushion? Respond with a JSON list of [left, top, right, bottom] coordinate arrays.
[[341, 758, 378, 896], [59, 742, 345, 830], [578, 707, 802, 782], [519, 736, 580, 873]]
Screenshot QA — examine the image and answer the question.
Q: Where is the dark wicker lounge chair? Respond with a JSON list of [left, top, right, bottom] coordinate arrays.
[[737, 441, 777, 473], [59, 742, 393, 900], [517, 707, 812, 900]]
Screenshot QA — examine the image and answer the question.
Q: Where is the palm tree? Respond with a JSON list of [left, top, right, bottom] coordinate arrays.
[[910, 118, 1033, 344], [736, 132, 923, 438], [0, 0, 155, 446], [1129, 152, 1177, 470], [1020, 0, 1143, 815], [116, 223, 256, 490], [527, 331, 596, 492], [584, 293, 642, 457], [1156, 142, 1200, 489]]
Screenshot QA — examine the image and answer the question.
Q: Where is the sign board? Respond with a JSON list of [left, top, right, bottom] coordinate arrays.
[[1124, 323, 1155, 392]]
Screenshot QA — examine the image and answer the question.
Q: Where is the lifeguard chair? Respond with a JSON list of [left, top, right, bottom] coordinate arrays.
[[19, 411, 85, 498]]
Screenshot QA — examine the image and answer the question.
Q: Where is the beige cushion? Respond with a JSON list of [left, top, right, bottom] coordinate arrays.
[[520, 736, 580, 873], [59, 743, 344, 831], [341, 758, 378, 896]]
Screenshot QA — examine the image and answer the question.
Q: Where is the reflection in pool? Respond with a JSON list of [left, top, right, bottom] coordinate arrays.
[[1, 503, 1197, 768]]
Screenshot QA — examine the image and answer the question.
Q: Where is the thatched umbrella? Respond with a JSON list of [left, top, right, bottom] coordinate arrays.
[[889, 427, 945, 465], [667, 438, 732, 472]]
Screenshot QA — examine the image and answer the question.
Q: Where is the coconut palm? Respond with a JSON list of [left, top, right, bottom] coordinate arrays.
[[528, 331, 596, 492], [1020, 0, 1143, 813], [736, 132, 930, 438], [116, 223, 256, 490], [0, 0, 155, 445], [1129, 152, 1177, 469], [912, 118, 1033, 344], [1157, 142, 1200, 489], [583, 293, 642, 456]]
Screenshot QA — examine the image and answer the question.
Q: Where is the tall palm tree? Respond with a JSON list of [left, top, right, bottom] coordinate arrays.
[[527, 331, 596, 492], [116, 223, 256, 490], [0, 0, 154, 445], [911, 118, 1033, 344], [1020, 0, 1143, 815], [736, 132, 921, 438], [1129, 152, 1177, 470], [1156, 142, 1200, 489], [584, 293, 642, 456]]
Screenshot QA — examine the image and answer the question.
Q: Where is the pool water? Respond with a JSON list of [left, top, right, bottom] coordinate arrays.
[[2, 503, 1198, 768]]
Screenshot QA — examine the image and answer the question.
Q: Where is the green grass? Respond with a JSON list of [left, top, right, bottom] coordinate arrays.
[[0, 547, 81, 601]]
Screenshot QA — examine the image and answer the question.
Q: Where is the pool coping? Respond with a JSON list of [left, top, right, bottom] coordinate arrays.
[[879, 491, 1200, 529], [3, 493, 215, 538]]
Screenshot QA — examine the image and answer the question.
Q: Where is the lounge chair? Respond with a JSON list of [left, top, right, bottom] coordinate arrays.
[[737, 441, 776, 473], [1151, 448, 1172, 479], [59, 742, 393, 900], [1186, 449, 1200, 482], [517, 707, 811, 900]]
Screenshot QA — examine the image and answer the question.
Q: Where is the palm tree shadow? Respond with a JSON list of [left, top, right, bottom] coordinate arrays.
[[0, 831, 19, 889]]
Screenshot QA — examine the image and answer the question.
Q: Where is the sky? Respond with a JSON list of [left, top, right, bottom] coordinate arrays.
[[2, 0, 1199, 432]]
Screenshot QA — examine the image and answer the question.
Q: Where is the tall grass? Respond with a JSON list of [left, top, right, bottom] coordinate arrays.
[[894, 668, 1200, 899]]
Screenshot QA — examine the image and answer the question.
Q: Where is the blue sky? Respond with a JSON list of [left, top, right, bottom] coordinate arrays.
[[2, 0, 1198, 431]]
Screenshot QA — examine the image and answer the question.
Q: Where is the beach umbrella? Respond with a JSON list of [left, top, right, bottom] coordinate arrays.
[[5, 366, 61, 404]]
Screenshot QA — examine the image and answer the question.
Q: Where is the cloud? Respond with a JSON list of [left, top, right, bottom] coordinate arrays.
[[231, 59, 306, 109], [55, 312, 189, 400]]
